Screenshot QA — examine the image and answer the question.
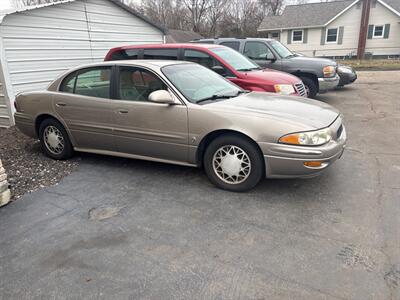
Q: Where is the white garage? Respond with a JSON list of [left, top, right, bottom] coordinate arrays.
[[0, 0, 166, 127]]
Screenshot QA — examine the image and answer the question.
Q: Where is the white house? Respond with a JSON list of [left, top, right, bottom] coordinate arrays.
[[0, 0, 166, 127], [258, 0, 400, 58]]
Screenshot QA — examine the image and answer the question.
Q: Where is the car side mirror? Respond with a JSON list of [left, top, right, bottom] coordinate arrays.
[[211, 65, 226, 76], [148, 90, 176, 104], [266, 55, 276, 62]]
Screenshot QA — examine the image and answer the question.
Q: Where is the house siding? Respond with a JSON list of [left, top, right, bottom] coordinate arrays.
[[265, 0, 399, 57], [0, 66, 10, 127], [0, 0, 164, 126], [365, 1, 400, 55], [279, 4, 362, 57]]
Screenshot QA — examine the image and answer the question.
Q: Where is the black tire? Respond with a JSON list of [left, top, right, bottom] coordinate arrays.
[[301, 77, 318, 98], [203, 134, 264, 192], [39, 118, 74, 160]]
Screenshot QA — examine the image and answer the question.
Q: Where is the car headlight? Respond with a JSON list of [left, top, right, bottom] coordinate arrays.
[[338, 65, 353, 74], [279, 128, 332, 146], [274, 84, 295, 95], [323, 66, 336, 78]]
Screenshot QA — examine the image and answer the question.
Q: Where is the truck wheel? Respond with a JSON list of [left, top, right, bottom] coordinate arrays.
[[301, 77, 318, 98], [39, 118, 74, 160], [203, 134, 264, 192]]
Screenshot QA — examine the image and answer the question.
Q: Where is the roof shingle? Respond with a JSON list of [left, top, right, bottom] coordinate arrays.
[[381, 0, 400, 15], [166, 29, 203, 43], [258, 0, 355, 30]]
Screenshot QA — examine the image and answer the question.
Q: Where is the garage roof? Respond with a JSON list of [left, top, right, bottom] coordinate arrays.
[[0, 0, 167, 33]]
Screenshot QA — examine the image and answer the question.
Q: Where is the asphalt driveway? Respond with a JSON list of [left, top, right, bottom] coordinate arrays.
[[1, 71, 399, 300]]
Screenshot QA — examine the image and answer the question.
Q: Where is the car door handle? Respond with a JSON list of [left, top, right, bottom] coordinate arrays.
[[56, 102, 67, 107], [118, 109, 129, 114]]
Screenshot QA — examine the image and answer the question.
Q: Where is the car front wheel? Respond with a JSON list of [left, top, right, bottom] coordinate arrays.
[[301, 77, 318, 98], [204, 135, 264, 192], [39, 118, 74, 160]]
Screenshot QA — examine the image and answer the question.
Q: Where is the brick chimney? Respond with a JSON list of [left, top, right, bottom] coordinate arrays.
[[357, 0, 372, 59]]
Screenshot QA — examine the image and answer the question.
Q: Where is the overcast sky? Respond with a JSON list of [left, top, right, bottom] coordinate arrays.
[[0, 0, 13, 10], [0, 0, 322, 13]]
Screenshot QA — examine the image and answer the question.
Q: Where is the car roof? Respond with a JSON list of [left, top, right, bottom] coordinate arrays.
[[194, 37, 274, 42], [110, 43, 225, 51], [75, 59, 194, 69]]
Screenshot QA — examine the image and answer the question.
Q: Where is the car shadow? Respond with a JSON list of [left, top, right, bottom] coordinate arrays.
[[75, 151, 330, 204]]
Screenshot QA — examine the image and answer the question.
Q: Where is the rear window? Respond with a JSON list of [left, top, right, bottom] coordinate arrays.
[[109, 49, 139, 60], [220, 41, 240, 51], [143, 49, 178, 60]]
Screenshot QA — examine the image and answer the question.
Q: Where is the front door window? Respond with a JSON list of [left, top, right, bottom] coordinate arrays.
[[118, 67, 167, 101]]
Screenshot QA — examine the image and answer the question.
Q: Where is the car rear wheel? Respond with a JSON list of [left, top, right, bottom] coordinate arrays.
[[301, 77, 318, 98], [204, 135, 264, 192], [39, 118, 73, 160]]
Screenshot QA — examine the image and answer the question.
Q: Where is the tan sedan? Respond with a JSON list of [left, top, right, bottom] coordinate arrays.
[[15, 60, 346, 191]]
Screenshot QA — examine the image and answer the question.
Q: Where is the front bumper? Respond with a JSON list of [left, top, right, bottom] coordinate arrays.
[[338, 71, 357, 86], [259, 116, 346, 178], [318, 75, 340, 92]]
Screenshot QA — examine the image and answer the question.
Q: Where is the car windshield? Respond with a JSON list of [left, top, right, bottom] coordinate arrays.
[[209, 47, 261, 72], [162, 63, 243, 104], [269, 40, 294, 58]]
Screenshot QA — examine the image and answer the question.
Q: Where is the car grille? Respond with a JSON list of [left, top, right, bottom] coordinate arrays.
[[294, 82, 307, 97]]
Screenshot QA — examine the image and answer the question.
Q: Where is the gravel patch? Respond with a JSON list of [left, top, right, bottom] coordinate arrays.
[[0, 126, 79, 200]]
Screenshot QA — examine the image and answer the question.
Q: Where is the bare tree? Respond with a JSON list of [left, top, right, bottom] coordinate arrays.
[[11, 0, 63, 8], [206, 0, 227, 36], [219, 0, 264, 37], [258, 0, 285, 16], [181, 0, 210, 32]]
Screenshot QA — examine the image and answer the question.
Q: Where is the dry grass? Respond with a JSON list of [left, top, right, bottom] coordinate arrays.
[[337, 59, 400, 71]]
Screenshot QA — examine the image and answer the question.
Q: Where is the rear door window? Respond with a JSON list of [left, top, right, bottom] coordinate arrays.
[[183, 49, 220, 69], [110, 49, 140, 60], [74, 67, 111, 99], [220, 41, 240, 51], [60, 72, 77, 93], [143, 49, 178, 60]]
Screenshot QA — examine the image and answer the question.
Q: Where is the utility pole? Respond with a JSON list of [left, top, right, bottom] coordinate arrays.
[[357, 0, 371, 59]]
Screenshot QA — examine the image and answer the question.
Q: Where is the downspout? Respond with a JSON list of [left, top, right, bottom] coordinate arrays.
[[357, 0, 372, 59]]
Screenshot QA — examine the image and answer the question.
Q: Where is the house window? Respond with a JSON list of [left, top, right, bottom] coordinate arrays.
[[270, 32, 280, 40], [326, 28, 338, 43], [292, 30, 303, 43], [373, 25, 384, 38]]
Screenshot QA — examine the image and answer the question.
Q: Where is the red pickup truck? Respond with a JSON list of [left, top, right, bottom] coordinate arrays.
[[105, 43, 307, 97]]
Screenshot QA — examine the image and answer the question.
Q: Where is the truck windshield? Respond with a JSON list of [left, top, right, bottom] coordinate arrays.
[[269, 40, 294, 59], [162, 63, 242, 104], [210, 47, 260, 72]]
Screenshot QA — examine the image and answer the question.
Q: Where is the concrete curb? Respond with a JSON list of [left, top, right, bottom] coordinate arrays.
[[0, 160, 11, 207]]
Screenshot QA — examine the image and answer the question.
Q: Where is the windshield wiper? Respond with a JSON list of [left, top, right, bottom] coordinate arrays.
[[196, 90, 247, 104], [237, 67, 261, 72], [196, 94, 234, 104], [285, 54, 296, 58]]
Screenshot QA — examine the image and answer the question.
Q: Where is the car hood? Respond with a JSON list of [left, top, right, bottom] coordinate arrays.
[[290, 56, 337, 67], [240, 68, 301, 85], [206, 92, 339, 129]]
